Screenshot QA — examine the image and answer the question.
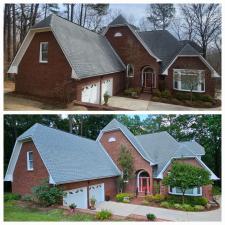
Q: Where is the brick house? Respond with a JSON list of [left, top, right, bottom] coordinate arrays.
[[8, 14, 219, 104], [5, 119, 218, 208]]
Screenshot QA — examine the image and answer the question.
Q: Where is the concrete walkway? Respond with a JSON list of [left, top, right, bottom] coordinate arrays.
[[108, 96, 221, 111], [95, 201, 221, 221]]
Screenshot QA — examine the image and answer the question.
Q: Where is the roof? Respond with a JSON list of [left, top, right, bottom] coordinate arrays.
[[109, 15, 139, 30], [138, 30, 202, 72], [17, 123, 120, 184], [99, 119, 156, 164], [30, 14, 125, 79], [180, 140, 205, 155]]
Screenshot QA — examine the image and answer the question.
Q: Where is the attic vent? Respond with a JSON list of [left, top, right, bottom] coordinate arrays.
[[108, 137, 116, 142], [114, 32, 122, 37]]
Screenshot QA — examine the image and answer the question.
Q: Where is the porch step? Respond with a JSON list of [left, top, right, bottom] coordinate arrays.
[[142, 87, 152, 93]]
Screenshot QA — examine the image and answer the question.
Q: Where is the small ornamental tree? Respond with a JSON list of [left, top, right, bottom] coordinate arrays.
[[118, 145, 134, 192], [163, 162, 212, 204]]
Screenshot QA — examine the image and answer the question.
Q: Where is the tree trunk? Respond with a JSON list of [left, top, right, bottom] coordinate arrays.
[[12, 4, 16, 57], [68, 115, 73, 133], [44, 4, 48, 18], [182, 192, 185, 204], [70, 4, 74, 22], [7, 4, 11, 64], [31, 4, 39, 26], [79, 4, 84, 26]]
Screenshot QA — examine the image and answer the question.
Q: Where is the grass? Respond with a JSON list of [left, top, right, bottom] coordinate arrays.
[[4, 201, 95, 221]]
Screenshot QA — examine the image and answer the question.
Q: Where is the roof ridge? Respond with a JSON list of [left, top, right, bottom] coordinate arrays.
[[25, 123, 96, 143], [51, 13, 104, 37], [135, 131, 168, 137]]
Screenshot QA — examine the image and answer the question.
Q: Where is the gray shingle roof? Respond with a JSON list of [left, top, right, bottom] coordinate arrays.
[[138, 30, 202, 72], [180, 140, 205, 155], [100, 119, 155, 164], [32, 14, 125, 79], [109, 15, 128, 26], [18, 123, 120, 184]]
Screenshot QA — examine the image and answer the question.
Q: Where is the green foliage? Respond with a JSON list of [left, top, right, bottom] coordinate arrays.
[[95, 210, 112, 220], [194, 205, 205, 211], [167, 195, 208, 206], [152, 89, 161, 98], [163, 162, 212, 203], [160, 201, 171, 208], [173, 203, 183, 209], [124, 88, 141, 97], [69, 203, 76, 209], [118, 145, 134, 182], [161, 90, 172, 98], [32, 181, 64, 207], [146, 213, 156, 221], [4, 200, 95, 221], [144, 194, 165, 203], [115, 193, 133, 202], [212, 185, 221, 195], [181, 204, 194, 211], [21, 195, 33, 202], [4, 193, 21, 202]]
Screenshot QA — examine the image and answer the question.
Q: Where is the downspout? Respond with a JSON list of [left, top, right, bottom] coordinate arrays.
[[87, 181, 90, 208]]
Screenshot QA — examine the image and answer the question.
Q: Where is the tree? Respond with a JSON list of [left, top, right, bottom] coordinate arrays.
[[43, 4, 59, 18], [163, 162, 212, 204], [146, 4, 175, 30], [118, 145, 134, 186]]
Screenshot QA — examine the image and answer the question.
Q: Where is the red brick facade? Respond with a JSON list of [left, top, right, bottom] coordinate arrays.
[[165, 56, 215, 96], [160, 158, 213, 200], [12, 141, 49, 195], [99, 130, 154, 194], [105, 26, 160, 89]]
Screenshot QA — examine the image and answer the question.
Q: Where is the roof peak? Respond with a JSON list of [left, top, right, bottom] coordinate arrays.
[[109, 14, 128, 26]]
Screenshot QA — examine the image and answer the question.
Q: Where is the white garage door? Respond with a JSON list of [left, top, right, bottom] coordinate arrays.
[[63, 187, 87, 209], [81, 82, 100, 104], [89, 183, 105, 204], [101, 78, 113, 103]]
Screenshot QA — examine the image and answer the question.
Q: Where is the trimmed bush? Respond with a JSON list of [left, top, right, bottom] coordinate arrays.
[[142, 200, 149, 205], [145, 194, 165, 203], [115, 193, 133, 202], [124, 88, 141, 97], [161, 90, 172, 99], [32, 181, 64, 207], [144, 195, 154, 202], [171, 98, 183, 105], [95, 210, 112, 220], [160, 201, 171, 208], [173, 203, 183, 210], [151, 96, 160, 102], [152, 89, 161, 98], [199, 94, 213, 102], [161, 98, 169, 103], [4, 193, 21, 202], [181, 204, 194, 211], [167, 195, 208, 206], [21, 194, 32, 202], [146, 213, 156, 221], [194, 205, 205, 211], [201, 102, 213, 108]]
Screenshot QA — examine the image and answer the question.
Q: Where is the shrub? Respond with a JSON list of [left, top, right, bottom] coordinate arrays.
[[123, 198, 130, 203], [192, 197, 208, 206], [181, 204, 194, 211], [144, 195, 154, 202], [32, 181, 64, 207], [142, 200, 149, 205], [212, 185, 221, 195], [194, 205, 205, 211], [69, 203, 77, 209], [4, 193, 21, 202], [95, 210, 112, 220], [151, 96, 160, 102], [160, 201, 171, 208], [171, 98, 183, 105], [21, 194, 32, 202], [201, 102, 213, 108], [173, 92, 190, 101], [161, 90, 172, 99], [153, 194, 166, 202], [167, 195, 208, 206], [146, 213, 156, 221], [184, 100, 193, 106], [152, 89, 161, 98], [161, 98, 169, 103], [124, 88, 141, 97], [199, 94, 213, 102], [173, 203, 183, 210], [116, 193, 133, 202]]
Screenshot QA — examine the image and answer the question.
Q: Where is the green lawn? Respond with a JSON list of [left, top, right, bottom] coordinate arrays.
[[4, 201, 95, 221]]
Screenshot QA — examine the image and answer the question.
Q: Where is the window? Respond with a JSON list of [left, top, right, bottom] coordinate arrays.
[[127, 64, 134, 77], [108, 137, 116, 142], [27, 151, 34, 171], [39, 42, 48, 63], [173, 69, 205, 92], [114, 32, 122, 37], [169, 187, 202, 196]]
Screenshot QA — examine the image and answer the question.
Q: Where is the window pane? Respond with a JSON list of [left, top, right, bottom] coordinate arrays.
[[29, 160, 33, 169], [181, 75, 198, 91], [42, 43, 48, 51], [29, 152, 33, 160], [185, 188, 194, 194], [176, 187, 182, 194], [42, 52, 48, 61], [197, 187, 201, 194]]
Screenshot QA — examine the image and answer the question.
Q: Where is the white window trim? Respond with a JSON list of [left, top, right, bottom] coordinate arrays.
[[27, 151, 34, 171], [39, 42, 48, 63], [114, 32, 122, 37], [108, 137, 116, 142], [126, 64, 134, 77], [169, 186, 202, 196], [173, 69, 205, 93]]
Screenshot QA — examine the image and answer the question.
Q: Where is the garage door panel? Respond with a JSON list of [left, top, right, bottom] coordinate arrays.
[[89, 183, 104, 204], [101, 79, 113, 103], [63, 187, 87, 209], [81, 82, 100, 104]]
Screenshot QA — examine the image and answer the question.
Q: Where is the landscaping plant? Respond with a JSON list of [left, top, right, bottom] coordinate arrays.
[[163, 162, 212, 204], [4, 193, 21, 202], [90, 197, 96, 209], [146, 213, 156, 221], [103, 92, 110, 105], [95, 209, 112, 220], [69, 203, 77, 213]]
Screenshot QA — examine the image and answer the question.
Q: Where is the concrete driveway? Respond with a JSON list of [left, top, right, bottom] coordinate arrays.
[[108, 96, 221, 111], [95, 201, 221, 221]]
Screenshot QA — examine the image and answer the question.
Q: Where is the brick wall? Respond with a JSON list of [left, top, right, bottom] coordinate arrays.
[[12, 141, 49, 195], [160, 158, 213, 200], [165, 56, 215, 97], [105, 26, 160, 89], [99, 130, 154, 194]]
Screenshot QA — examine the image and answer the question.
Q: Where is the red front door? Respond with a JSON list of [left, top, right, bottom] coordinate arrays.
[[143, 72, 155, 88], [139, 177, 150, 193]]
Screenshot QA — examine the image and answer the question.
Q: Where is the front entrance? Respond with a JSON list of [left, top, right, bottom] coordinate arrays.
[[142, 67, 156, 92], [137, 170, 150, 194]]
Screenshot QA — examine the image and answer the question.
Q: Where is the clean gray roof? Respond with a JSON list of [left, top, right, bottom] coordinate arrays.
[[180, 140, 205, 155], [100, 119, 155, 164], [138, 30, 202, 72], [109, 15, 128, 26], [32, 14, 125, 79], [18, 123, 120, 184]]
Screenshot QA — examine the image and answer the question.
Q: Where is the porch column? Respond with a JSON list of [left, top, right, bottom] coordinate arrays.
[[150, 177, 154, 195]]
